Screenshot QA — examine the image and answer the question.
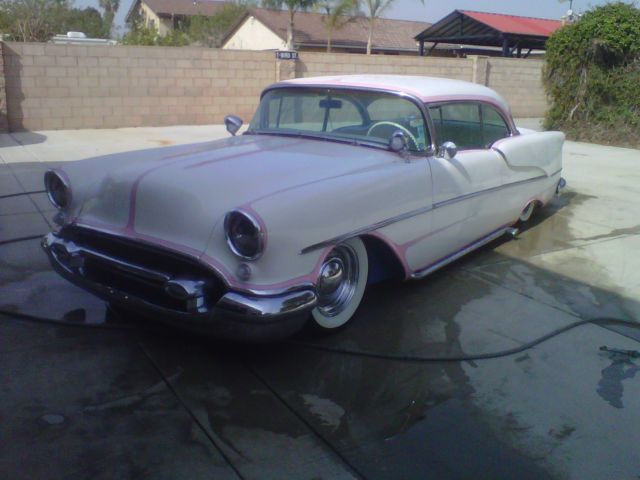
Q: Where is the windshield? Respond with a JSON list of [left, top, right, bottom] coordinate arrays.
[[249, 87, 431, 152]]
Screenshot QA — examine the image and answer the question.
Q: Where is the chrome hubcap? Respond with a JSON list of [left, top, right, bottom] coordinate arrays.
[[316, 244, 359, 317]]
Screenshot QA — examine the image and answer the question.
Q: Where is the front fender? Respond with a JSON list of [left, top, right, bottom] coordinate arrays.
[[203, 157, 432, 291]]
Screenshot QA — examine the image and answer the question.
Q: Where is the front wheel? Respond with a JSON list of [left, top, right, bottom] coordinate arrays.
[[309, 237, 368, 331]]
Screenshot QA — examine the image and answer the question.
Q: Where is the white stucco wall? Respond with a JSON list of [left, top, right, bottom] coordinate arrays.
[[222, 16, 286, 50], [138, 1, 172, 36]]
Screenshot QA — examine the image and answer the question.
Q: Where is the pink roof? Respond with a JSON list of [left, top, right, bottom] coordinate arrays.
[[276, 75, 513, 117], [460, 10, 562, 36]]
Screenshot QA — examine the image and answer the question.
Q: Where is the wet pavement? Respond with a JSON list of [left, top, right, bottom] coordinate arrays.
[[1, 124, 640, 479]]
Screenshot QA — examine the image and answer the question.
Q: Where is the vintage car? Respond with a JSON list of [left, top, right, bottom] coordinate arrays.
[[42, 75, 565, 341]]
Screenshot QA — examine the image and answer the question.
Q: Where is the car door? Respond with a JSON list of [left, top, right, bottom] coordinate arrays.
[[425, 102, 512, 260]]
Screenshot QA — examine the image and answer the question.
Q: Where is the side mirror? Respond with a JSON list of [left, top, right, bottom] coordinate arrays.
[[389, 130, 408, 153], [438, 141, 457, 160], [224, 115, 243, 136]]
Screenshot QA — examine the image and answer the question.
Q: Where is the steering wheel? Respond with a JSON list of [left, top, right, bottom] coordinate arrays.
[[366, 121, 419, 150]]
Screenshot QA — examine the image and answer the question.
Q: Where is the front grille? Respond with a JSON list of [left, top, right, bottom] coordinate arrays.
[[62, 226, 226, 313]]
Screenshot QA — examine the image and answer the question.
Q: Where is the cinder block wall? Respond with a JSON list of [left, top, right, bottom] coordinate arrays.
[[0, 43, 8, 133], [297, 52, 475, 81], [296, 53, 547, 117], [1, 41, 548, 132], [485, 57, 546, 119], [3, 43, 275, 131]]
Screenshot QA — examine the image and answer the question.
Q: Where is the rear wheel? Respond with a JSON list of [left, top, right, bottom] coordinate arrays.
[[309, 237, 368, 331]]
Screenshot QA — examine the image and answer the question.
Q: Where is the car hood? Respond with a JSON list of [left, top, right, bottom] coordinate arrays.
[[73, 134, 396, 255]]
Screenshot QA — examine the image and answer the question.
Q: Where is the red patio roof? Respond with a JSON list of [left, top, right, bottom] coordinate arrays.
[[459, 10, 562, 37]]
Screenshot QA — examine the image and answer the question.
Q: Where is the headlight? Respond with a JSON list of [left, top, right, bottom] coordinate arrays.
[[224, 210, 265, 260], [44, 170, 71, 209]]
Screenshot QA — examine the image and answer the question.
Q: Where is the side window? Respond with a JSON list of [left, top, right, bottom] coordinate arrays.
[[481, 104, 510, 146], [428, 103, 483, 150]]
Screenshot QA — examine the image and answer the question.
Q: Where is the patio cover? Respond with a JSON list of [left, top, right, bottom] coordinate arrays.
[[415, 10, 563, 57]]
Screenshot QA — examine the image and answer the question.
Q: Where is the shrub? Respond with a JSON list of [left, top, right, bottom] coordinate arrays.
[[544, 2, 640, 147], [121, 26, 190, 46]]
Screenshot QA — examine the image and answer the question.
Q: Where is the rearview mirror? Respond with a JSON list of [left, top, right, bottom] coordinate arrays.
[[438, 141, 457, 160], [224, 115, 243, 136], [389, 130, 408, 153], [319, 99, 342, 109]]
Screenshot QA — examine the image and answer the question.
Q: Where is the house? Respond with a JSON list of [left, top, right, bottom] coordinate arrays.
[[125, 0, 228, 36], [222, 8, 430, 55], [415, 10, 563, 58]]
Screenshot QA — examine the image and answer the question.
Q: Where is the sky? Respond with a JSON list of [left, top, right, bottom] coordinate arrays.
[[75, 0, 621, 36]]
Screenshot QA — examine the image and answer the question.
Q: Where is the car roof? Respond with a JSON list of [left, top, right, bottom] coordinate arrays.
[[273, 74, 511, 114]]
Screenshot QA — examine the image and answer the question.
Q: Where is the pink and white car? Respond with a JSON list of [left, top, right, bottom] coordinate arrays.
[[42, 75, 565, 341]]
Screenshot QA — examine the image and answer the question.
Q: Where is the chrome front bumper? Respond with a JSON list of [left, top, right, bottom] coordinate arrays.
[[41, 232, 317, 341]]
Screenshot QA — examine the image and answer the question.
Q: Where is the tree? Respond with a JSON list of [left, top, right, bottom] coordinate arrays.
[[544, 2, 640, 146], [121, 25, 157, 45], [187, 3, 247, 47], [319, 0, 357, 52], [121, 25, 190, 46], [156, 28, 190, 46], [262, 0, 316, 50], [0, 0, 109, 41], [64, 7, 109, 38], [123, 2, 245, 47], [99, 0, 119, 37], [361, 0, 422, 55]]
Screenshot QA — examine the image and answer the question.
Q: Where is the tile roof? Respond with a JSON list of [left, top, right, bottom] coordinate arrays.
[[245, 8, 429, 51], [459, 10, 562, 37], [460, 10, 562, 37]]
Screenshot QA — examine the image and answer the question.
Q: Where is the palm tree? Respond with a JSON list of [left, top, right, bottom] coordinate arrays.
[[263, 0, 316, 50], [361, 0, 422, 55], [320, 0, 357, 52], [99, 0, 119, 37]]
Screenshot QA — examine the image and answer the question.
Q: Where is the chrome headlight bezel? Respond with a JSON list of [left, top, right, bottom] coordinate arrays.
[[44, 170, 72, 210], [224, 209, 265, 261]]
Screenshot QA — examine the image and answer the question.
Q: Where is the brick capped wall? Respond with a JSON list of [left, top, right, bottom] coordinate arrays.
[[1, 42, 548, 132]]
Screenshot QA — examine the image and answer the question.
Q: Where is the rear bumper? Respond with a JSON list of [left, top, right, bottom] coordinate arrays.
[[41, 232, 316, 341]]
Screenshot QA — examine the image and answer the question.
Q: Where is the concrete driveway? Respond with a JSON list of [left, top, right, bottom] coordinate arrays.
[[1, 123, 639, 479]]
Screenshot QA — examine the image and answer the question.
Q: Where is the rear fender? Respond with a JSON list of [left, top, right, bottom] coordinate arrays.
[[493, 131, 565, 176]]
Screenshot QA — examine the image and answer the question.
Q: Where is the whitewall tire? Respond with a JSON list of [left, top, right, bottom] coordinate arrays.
[[310, 237, 368, 330]]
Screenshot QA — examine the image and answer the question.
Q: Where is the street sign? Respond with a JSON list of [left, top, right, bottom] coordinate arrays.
[[275, 51, 298, 60]]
